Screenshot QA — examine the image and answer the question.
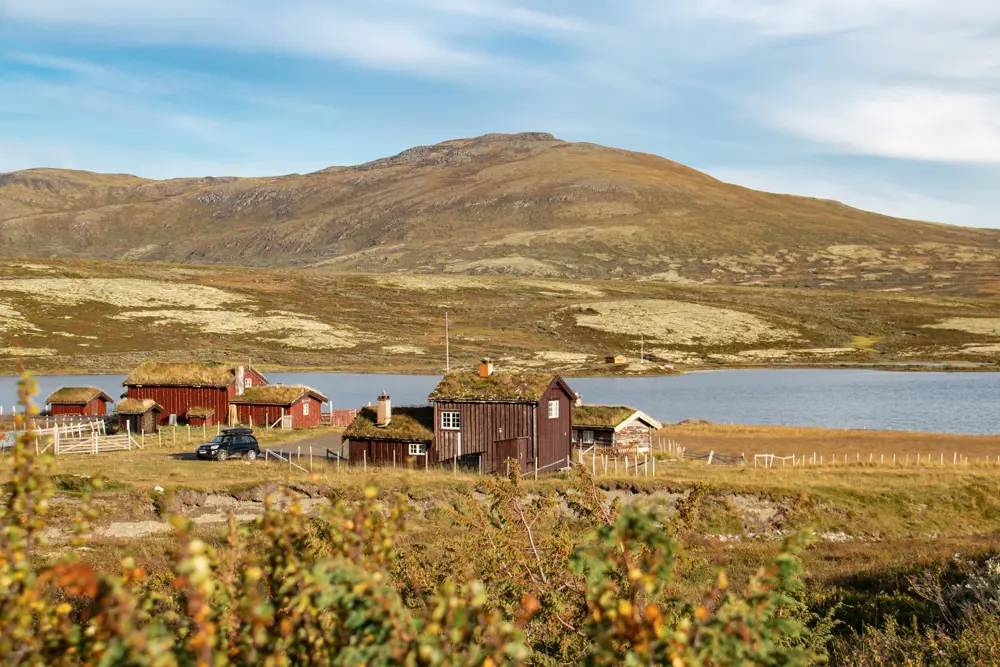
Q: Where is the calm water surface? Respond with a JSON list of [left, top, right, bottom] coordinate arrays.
[[1, 370, 997, 435]]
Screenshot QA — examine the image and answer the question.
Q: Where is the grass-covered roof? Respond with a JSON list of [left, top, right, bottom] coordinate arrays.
[[429, 371, 562, 402], [45, 387, 113, 405], [123, 362, 236, 388], [573, 405, 637, 428], [230, 385, 329, 406], [186, 407, 216, 417], [115, 398, 163, 415], [343, 406, 434, 442]]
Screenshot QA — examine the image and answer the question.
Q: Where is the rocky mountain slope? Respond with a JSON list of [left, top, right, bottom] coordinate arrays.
[[2, 133, 998, 292]]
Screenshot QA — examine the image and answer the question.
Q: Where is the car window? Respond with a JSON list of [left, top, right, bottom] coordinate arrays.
[[208, 435, 225, 444]]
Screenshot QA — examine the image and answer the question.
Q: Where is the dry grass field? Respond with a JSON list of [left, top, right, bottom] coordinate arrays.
[[1, 258, 998, 376], [661, 423, 1000, 463]]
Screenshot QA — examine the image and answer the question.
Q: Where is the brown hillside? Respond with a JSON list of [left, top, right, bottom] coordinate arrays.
[[2, 133, 998, 290]]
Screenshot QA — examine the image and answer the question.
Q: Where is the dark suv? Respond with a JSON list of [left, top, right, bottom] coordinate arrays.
[[195, 427, 261, 461]]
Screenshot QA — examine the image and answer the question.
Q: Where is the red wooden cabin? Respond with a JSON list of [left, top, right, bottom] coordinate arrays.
[[45, 387, 113, 416], [230, 386, 329, 429], [122, 362, 268, 426]]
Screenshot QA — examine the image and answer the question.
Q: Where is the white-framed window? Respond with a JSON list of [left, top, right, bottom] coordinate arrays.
[[547, 400, 559, 419], [572, 429, 580, 442], [441, 411, 461, 430], [409, 443, 427, 456], [583, 430, 594, 443], [244, 378, 253, 389], [302, 402, 310, 416]]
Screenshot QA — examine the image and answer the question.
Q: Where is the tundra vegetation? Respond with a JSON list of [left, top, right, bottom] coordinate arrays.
[[3, 374, 1000, 665], [1, 259, 999, 376]]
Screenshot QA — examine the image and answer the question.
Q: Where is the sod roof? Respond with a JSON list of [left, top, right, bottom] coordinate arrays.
[[343, 406, 434, 442], [123, 362, 236, 388], [429, 371, 568, 402], [229, 385, 329, 406], [572, 405, 637, 428], [186, 407, 216, 418], [45, 387, 113, 405], [115, 398, 163, 415]]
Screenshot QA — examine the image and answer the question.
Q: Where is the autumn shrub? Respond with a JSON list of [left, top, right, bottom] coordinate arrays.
[[1, 371, 836, 665]]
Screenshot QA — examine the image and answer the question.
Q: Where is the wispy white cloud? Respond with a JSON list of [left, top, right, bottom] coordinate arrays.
[[0, 0, 581, 81], [774, 86, 1000, 164]]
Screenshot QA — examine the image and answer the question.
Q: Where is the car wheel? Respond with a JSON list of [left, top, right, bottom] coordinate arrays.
[[216, 450, 228, 462], [246, 450, 257, 462]]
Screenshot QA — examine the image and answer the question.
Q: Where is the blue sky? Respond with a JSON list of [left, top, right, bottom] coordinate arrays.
[[1, 0, 998, 228]]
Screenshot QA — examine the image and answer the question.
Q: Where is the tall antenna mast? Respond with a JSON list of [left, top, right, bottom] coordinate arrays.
[[445, 311, 450, 373]]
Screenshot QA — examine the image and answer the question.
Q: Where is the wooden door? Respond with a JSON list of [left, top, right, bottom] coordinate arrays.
[[489, 437, 529, 474]]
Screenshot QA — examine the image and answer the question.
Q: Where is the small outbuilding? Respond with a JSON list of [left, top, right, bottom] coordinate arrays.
[[186, 407, 216, 427], [115, 398, 164, 434], [230, 386, 329, 429], [572, 405, 662, 454], [343, 393, 434, 466], [45, 387, 114, 417]]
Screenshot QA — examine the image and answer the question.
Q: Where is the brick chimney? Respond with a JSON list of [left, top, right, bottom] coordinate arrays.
[[376, 392, 391, 427], [479, 357, 495, 378]]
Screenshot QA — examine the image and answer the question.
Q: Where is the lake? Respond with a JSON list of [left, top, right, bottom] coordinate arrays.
[[0, 369, 997, 435]]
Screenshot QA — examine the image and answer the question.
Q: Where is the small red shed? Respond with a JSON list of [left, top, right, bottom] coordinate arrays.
[[230, 386, 329, 429], [186, 407, 217, 427], [45, 387, 114, 417]]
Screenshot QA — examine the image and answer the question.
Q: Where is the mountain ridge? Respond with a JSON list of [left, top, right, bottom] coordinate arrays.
[[2, 133, 998, 293]]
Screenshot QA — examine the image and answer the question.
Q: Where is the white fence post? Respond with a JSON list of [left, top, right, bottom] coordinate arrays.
[[707, 450, 714, 465]]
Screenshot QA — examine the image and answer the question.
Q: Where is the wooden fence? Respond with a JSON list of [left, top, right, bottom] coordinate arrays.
[[321, 409, 358, 427]]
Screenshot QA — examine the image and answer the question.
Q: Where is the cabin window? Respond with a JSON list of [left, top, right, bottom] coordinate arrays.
[[583, 430, 594, 443], [409, 443, 427, 456], [244, 378, 253, 389], [572, 429, 580, 441], [547, 400, 559, 419], [441, 411, 461, 430], [302, 402, 310, 416]]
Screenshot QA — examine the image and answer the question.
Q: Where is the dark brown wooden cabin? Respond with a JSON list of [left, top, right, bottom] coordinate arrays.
[[123, 362, 268, 426], [45, 387, 113, 416], [115, 398, 163, 434], [572, 405, 662, 454], [343, 395, 434, 467], [429, 360, 576, 474], [230, 386, 328, 429]]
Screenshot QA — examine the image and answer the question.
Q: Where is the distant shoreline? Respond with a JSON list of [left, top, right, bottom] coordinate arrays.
[[1, 360, 997, 378]]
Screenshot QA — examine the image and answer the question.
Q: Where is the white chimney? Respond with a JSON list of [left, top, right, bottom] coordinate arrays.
[[377, 392, 391, 427]]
